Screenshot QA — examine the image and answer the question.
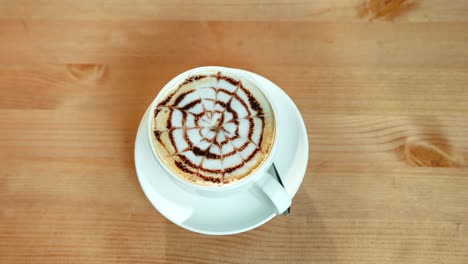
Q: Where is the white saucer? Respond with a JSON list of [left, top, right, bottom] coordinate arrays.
[[134, 71, 308, 235]]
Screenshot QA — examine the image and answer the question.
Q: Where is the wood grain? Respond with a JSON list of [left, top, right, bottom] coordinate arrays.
[[1, 0, 467, 263]]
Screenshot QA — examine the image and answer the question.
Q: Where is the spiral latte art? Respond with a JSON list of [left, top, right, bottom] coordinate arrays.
[[151, 70, 275, 186]]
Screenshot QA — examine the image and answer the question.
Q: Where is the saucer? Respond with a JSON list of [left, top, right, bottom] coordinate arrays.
[[134, 70, 308, 235]]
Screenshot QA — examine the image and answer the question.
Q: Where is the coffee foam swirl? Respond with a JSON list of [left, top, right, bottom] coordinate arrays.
[[152, 70, 275, 186]]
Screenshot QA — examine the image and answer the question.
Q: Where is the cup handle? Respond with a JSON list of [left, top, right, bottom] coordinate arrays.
[[254, 172, 292, 214]]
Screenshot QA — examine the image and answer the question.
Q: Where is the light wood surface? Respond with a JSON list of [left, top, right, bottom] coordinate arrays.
[[1, 0, 467, 263]]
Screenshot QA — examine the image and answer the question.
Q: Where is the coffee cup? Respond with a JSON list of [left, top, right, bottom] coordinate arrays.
[[146, 66, 291, 214]]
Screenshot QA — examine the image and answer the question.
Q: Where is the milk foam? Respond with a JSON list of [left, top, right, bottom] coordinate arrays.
[[151, 70, 275, 186]]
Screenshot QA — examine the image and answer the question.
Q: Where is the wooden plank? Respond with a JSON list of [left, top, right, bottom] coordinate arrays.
[[1, 21, 467, 67], [1, 65, 467, 114], [0, 0, 467, 22]]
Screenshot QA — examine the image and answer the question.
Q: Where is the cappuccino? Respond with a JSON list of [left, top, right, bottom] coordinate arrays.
[[151, 69, 275, 186]]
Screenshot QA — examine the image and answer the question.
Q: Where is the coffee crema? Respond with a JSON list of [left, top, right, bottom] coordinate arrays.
[[151, 70, 275, 186]]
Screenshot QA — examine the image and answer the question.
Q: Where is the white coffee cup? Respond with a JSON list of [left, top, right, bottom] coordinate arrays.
[[146, 66, 291, 214]]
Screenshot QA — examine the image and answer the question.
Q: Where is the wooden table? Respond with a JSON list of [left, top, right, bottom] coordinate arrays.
[[1, 0, 467, 263]]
